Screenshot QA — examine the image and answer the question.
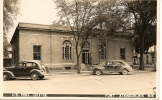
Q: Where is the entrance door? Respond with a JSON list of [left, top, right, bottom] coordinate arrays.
[[82, 50, 91, 64]]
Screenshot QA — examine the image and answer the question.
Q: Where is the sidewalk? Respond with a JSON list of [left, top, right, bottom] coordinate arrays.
[[49, 70, 91, 77], [132, 65, 156, 72], [48, 67, 156, 77]]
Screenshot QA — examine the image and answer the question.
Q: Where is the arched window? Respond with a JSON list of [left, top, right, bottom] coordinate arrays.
[[99, 42, 106, 60], [83, 41, 90, 48], [62, 40, 72, 60]]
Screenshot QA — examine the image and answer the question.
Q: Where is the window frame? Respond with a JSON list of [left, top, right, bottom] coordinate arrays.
[[62, 40, 72, 60], [33, 45, 41, 60], [99, 42, 106, 60], [120, 48, 125, 60]]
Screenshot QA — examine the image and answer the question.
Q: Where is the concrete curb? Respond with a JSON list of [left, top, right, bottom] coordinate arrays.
[[48, 68, 156, 77]]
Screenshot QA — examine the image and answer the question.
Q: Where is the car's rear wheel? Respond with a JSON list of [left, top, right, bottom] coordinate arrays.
[[31, 72, 38, 80], [38, 76, 44, 80], [3, 73, 9, 81], [95, 70, 102, 75], [121, 69, 128, 75]]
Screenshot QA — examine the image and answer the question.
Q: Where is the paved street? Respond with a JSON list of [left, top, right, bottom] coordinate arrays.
[[3, 71, 157, 96]]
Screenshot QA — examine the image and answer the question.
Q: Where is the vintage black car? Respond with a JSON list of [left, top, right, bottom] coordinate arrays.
[[92, 60, 133, 75], [3, 60, 50, 80]]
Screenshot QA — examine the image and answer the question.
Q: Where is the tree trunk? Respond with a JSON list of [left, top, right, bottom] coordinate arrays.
[[139, 36, 145, 70], [77, 55, 80, 74], [75, 42, 80, 74]]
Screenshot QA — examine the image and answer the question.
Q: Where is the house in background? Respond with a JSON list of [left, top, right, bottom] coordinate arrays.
[[10, 22, 133, 70], [132, 46, 156, 65]]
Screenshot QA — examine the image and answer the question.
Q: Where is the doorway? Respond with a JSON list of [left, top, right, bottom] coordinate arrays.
[[82, 50, 91, 64]]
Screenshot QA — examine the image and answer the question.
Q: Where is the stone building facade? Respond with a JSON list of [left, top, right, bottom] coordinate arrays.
[[10, 22, 133, 70]]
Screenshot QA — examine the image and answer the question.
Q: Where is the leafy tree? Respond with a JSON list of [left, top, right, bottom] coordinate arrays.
[[122, 0, 157, 70], [3, 0, 20, 35], [3, 36, 11, 57], [54, 0, 101, 73], [54, 0, 122, 73], [3, 0, 20, 58]]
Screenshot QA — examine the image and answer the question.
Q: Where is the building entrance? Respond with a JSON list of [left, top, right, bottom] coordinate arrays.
[[82, 50, 91, 64]]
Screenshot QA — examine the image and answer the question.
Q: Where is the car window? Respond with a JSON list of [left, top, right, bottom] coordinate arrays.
[[26, 62, 33, 67], [116, 61, 125, 65], [25, 62, 38, 67], [33, 63, 39, 67], [107, 61, 115, 65], [116, 62, 121, 65], [17, 63, 25, 67]]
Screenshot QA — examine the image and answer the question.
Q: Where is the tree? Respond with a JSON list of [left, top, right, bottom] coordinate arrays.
[[54, 0, 122, 73], [54, 0, 101, 73], [122, 0, 157, 70], [3, 0, 20, 35], [3, 36, 11, 57], [3, 0, 20, 58]]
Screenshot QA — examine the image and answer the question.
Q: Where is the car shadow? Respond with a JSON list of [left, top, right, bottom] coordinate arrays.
[[91, 73, 133, 76], [4, 78, 50, 81]]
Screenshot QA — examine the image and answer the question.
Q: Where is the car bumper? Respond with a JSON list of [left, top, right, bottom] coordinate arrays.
[[128, 69, 134, 74], [40, 73, 50, 76]]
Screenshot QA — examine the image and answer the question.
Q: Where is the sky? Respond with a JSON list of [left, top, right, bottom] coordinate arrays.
[[7, 0, 59, 41], [5, 0, 159, 52]]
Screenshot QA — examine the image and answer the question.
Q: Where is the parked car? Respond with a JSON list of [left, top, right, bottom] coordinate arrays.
[[3, 60, 50, 80], [92, 60, 133, 75]]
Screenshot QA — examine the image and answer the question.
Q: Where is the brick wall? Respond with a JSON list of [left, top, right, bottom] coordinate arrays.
[[11, 23, 133, 69]]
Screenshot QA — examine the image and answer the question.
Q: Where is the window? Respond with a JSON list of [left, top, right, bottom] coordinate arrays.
[[33, 45, 41, 60], [99, 42, 106, 60], [116, 61, 124, 65], [16, 63, 24, 67], [26, 62, 33, 67], [26, 62, 38, 67], [62, 41, 72, 60], [83, 41, 90, 48], [120, 48, 125, 60]]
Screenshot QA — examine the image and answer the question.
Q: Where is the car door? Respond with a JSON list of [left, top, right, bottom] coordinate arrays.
[[22, 62, 33, 76], [14, 63, 24, 77], [105, 61, 116, 72], [115, 61, 123, 72]]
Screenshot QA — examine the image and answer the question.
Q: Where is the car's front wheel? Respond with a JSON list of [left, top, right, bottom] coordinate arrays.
[[3, 73, 10, 81], [95, 70, 102, 75], [31, 72, 38, 80], [121, 69, 128, 75], [38, 76, 44, 80]]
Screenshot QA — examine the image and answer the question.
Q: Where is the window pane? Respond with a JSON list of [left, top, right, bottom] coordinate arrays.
[[100, 42, 106, 60], [120, 48, 125, 60], [63, 41, 72, 60], [33, 46, 41, 60], [34, 46, 38, 52]]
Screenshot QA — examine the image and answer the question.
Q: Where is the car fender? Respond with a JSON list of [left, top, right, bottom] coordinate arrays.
[[119, 66, 130, 72], [3, 70, 15, 77], [30, 69, 42, 76], [93, 66, 105, 73]]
